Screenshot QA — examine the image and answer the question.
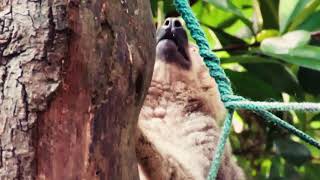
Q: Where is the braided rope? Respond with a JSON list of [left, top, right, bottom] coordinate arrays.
[[226, 101, 320, 112], [173, 0, 320, 180]]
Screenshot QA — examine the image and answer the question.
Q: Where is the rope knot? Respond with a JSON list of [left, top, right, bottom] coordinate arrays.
[[223, 95, 245, 103], [222, 95, 245, 110]]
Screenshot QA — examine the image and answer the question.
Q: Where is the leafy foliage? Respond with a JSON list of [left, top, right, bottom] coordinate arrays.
[[151, 0, 320, 179]]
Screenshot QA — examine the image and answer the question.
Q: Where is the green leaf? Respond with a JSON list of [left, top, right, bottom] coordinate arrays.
[[206, 0, 245, 17], [256, 29, 279, 42], [260, 30, 320, 70], [202, 25, 218, 49], [221, 54, 280, 64], [193, 1, 253, 38], [243, 63, 302, 97], [279, 0, 310, 33], [205, 0, 253, 29], [150, 0, 157, 16], [216, 15, 239, 29], [297, 67, 320, 95], [302, 163, 320, 180], [288, 0, 320, 31], [192, 2, 233, 27], [260, 159, 272, 178], [298, 10, 320, 31], [203, 24, 247, 48], [163, 0, 176, 16], [275, 139, 311, 166], [270, 156, 283, 179], [284, 163, 301, 180], [225, 69, 282, 101], [310, 121, 320, 129], [266, 45, 320, 71], [257, 0, 279, 29], [311, 113, 320, 121], [261, 30, 311, 54]]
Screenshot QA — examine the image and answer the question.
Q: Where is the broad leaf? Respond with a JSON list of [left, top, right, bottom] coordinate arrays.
[[205, 0, 253, 28], [243, 63, 302, 97], [275, 139, 311, 166], [260, 31, 320, 70], [284, 163, 301, 179], [257, 0, 279, 29], [311, 113, 320, 121], [221, 54, 279, 64], [270, 156, 283, 179], [193, 1, 253, 37], [261, 30, 311, 54], [163, 0, 177, 16], [150, 0, 157, 15], [202, 25, 218, 49], [298, 67, 320, 95], [279, 0, 310, 33], [264, 45, 320, 71], [205, 25, 246, 46], [216, 15, 239, 29], [303, 163, 320, 180], [192, 2, 234, 27], [288, 0, 320, 31], [225, 69, 282, 101], [260, 159, 272, 178], [256, 29, 279, 42], [298, 11, 320, 31]]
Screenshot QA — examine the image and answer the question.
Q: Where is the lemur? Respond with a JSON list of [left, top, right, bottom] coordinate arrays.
[[136, 18, 245, 180]]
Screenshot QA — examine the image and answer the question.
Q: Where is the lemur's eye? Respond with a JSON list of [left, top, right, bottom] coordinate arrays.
[[173, 20, 182, 28], [164, 19, 170, 26]]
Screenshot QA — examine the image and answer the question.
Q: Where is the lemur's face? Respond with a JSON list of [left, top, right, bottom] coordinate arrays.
[[156, 18, 191, 69]]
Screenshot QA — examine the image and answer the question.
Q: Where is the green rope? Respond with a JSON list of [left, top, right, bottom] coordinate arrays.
[[209, 109, 234, 180], [173, 0, 320, 180], [255, 110, 320, 148], [226, 101, 320, 112]]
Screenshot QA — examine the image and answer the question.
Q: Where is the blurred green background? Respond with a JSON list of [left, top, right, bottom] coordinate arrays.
[[151, 0, 320, 179]]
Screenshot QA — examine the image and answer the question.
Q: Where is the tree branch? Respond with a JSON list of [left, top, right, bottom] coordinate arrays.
[[212, 43, 260, 52]]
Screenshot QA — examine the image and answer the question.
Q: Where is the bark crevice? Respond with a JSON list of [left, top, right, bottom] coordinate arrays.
[[1, 0, 155, 179]]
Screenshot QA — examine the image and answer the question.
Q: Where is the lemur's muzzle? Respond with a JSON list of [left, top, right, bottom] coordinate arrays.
[[156, 18, 190, 62]]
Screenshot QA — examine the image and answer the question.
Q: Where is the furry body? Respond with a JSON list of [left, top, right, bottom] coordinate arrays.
[[136, 18, 244, 180]]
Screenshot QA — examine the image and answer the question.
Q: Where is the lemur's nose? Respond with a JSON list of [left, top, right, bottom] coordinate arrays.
[[162, 18, 183, 31]]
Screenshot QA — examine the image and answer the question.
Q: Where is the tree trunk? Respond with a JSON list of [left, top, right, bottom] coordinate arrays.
[[0, 0, 155, 179]]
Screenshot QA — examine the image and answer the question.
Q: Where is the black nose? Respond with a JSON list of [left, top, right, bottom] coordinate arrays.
[[162, 18, 183, 31], [156, 17, 188, 46]]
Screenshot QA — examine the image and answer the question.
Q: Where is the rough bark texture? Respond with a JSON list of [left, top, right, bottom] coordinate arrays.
[[0, 0, 155, 179]]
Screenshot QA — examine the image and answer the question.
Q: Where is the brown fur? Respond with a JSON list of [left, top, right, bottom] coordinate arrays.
[[136, 20, 245, 180]]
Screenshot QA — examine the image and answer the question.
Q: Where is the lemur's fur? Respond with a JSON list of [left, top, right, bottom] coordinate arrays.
[[136, 18, 245, 180]]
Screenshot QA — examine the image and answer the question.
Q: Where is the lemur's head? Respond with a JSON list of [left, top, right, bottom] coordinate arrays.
[[151, 18, 225, 122], [156, 18, 191, 69]]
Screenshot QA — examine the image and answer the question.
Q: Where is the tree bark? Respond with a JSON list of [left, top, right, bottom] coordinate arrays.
[[0, 0, 155, 179]]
